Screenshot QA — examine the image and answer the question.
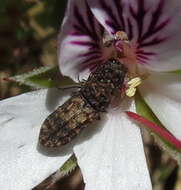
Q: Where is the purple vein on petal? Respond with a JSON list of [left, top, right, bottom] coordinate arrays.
[[105, 20, 118, 33], [141, 0, 170, 42], [99, 0, 123, 33], [80, 58, 103, 72], [78, 50, 103, 70], [127, 18, 133, 40], [137, 54, 150, 61], [71, 41, 100, 49], [127, 0, 171, 48], [71, 2, 104, 47], [140, 36, 169, 47], [137, 58, 148, 65], [67, 1, 106, 72], [73, 5, 96, 41], [81, 54, 101, 64], [79, 50, 101, 57], [136, 50, 157, 65], [113, 0, 125, 29], [136, 50, 157, 56], [134, 0, 171, 48], [129, 0, 147, 40]]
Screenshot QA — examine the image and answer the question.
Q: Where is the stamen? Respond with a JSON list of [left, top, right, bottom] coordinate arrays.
[[128, 77, 142, 87], [102, 30, 148, 78], [126, 87, 136, 97], [126, 77, 142, 97], [115, 31, 129, 42]]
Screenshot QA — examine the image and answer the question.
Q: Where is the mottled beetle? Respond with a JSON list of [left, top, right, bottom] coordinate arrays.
[[39, 59, 127, 148]]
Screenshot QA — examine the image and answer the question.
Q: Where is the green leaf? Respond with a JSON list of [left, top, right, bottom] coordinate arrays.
[[59, 154, 77, 176], [135, 91, 181, 165], [8, 65, 74, 89], [50, 154, 78, 185], [135, 91, 162, 126], [168, 69, 181, 74]]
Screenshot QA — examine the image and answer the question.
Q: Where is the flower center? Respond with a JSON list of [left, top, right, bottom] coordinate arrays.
[[114, 31, 142, 78], [103, 31, 150, 97], [103, 31, 149, 79]]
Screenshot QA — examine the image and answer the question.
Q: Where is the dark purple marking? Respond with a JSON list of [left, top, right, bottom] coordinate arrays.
[[70, 32, 87, 36], [67, 0, 171, 72], [86, 3, 99, 41], [81, 55, 101, 65], [105, 20, 118, 33], [72, 25, 90, 36], [136, 57, 148, 64], [140, 37, 168, 47], [71, 2, 104, 48], [127, 18, 133, 40], [138, 0, 170, 47], [136, 50, 157, 56], [71, 41, 99, 49], [68, 2, 106, 72], [113, 0, 125, 29], [73, 5, 96, 41], [137, 54, 150, 61], [125, 0, 171, 49], [136, 49, 157, 64], [79, 50, 101, 57], [99, 0, 137, 38], [89, 63, 103, 72], [141, 0, 170, 42], [79, 58, 103, 72], [99, 0, 170, 50], [129, 0, 147, 40], [99, 0, 122, 32]]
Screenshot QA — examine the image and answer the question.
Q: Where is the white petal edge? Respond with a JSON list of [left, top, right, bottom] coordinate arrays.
[[74, 99, 152, 190], [139, 72, 181, 140], [0, 89, 71, 190], [58, 0, 104, 82]]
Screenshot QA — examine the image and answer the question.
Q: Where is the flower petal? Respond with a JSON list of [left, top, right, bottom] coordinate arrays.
[[0, 89, 71, 190], [74, 100, 151, 190], [58, 0, 106, 81], [88, 0, 181, 71], [139, 72, 181, 140]]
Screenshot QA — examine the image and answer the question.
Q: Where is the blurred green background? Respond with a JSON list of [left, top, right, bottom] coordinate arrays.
[[0, 0, 67, 98], [0, 0, 180, 189]]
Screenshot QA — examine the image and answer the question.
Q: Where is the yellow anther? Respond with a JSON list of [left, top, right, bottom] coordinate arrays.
[[126, 87, 136, 97], [126, 77, 142, 97], [127, 77, 142, 88]]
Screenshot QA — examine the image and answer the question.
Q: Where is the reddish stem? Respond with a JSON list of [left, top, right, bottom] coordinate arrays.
[[126, 111, 181, 150]]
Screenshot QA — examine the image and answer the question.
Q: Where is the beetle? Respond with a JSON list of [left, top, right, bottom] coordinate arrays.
[[39, 59, 127, 148]]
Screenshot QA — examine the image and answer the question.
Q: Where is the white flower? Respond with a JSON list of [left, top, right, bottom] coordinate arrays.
[[58, 0, 181, 189], [58, 0, 181, 148], [1, 0, 181, 190], [0, 88, 151, 190]]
